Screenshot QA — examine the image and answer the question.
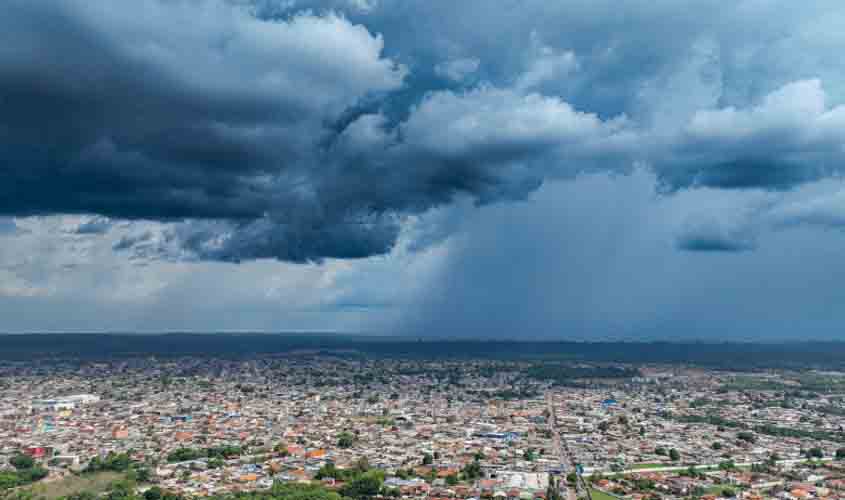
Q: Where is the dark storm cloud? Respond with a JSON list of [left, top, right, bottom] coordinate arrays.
[[676, 238, 753, 253], [659, 159, 828, 192], [71, 217, 113, 235], [675, 219, 757, 252], [0, 0, 408, 261], [655, 80, 845, 192], [171, 216, 401, 263], [3, 0, 845, 262]]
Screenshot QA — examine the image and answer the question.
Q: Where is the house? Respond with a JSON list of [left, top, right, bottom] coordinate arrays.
[[24, 446, 48, 458], [175, 431, 193, 442]]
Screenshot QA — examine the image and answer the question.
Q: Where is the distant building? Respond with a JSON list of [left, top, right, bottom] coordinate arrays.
[[175, 431, 194, 442], [32, 394, 100, 412]]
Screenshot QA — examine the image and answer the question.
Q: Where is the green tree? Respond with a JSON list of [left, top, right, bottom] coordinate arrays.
[[17, 466, 48, 484], [337, 432, 356, 449], [66, 492, 98, 500], [144, 487, 164, 500], [87, 452, 133, 473], [135, 468, 151, 483], [339, 471, 384, 499], [9, 455, 34, 470], [269, 482, 342, 500], [106, 479, 137, 500], [669, 449, 680, 462], [315, 463, 340, 480], [461, 461, 482, 480], [719, 460, 736, 471], [737, 431, 756, 444]]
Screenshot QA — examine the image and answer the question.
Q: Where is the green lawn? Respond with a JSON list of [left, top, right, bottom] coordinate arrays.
[[588, 488, 620, 500], [629, 463, 665, 470]]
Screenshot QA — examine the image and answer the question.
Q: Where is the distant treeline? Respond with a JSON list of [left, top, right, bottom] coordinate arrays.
[[674, 414, 744, 429], [525, 364, 640, 385], [5, 334, 845, 369], [166, 446, 243, 463]]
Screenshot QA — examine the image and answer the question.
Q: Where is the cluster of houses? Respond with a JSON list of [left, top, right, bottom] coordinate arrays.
[[4, 358, 845, 498]]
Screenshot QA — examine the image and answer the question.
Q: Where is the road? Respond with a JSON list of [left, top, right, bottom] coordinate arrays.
[[546, 392, 584, 500], [582, 457, 834, 477]]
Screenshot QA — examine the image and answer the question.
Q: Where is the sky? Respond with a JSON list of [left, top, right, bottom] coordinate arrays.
[[3, 0, 845, 338]]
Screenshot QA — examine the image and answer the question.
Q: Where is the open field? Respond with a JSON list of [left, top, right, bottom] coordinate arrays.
[[703, 485, 738, 496], [23, 471, 122, 499]]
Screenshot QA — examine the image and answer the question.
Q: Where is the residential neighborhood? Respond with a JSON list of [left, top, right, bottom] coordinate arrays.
[[4, 356, 845, 500]]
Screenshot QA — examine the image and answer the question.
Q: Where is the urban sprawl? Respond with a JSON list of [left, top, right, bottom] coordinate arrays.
[[3, 356, 845, 500]]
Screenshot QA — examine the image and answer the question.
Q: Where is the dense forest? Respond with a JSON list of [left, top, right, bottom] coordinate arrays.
[[3, 334, 845, 370]]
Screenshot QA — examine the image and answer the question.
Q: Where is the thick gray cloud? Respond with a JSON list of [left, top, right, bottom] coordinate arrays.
[[656, 80, 845, 191], [1, 0, 405, 261], [3, 0, 845, 263]]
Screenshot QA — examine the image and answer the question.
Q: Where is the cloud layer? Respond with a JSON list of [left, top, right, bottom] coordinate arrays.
[[1, 0, 405, 261], [3, 0, 845, 263], [4, 0, 845, 336]]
